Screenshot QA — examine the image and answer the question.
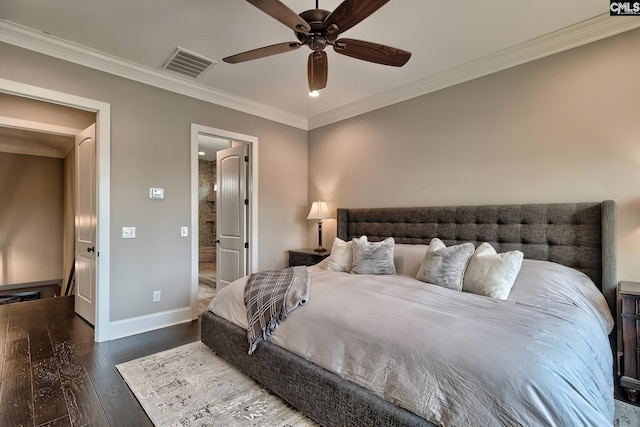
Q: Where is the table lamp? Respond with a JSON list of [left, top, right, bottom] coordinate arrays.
[[306, 201, 332, 253]]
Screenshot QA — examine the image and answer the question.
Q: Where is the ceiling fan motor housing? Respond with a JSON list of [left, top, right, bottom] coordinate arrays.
[[296, 9, 338, 51]]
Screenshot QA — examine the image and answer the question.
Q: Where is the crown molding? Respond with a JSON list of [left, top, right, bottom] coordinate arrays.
[[2, 15, 638, 132], [307, 14, 640, 130], [0, 19, 308, 130]]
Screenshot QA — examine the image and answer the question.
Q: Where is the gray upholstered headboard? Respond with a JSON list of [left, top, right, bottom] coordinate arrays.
[[337, 201, 616, 319]]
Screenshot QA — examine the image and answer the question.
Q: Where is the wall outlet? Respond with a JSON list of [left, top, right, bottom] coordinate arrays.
[[181, 226, 188, 237], [153, 290, 161, 302]]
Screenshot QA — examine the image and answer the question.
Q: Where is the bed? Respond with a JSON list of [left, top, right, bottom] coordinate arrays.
[[201, 201, 617, 426]]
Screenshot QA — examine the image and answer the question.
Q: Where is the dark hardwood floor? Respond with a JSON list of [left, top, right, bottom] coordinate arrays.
[[0, 296, 200, 427]]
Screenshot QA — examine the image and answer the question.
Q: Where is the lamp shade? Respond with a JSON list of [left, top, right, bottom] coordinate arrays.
[[306, 201, 332, 220]]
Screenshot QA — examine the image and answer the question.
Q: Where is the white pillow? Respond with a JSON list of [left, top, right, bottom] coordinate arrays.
[[416, 238, 475, 291], [394, 244, 429, 277], [463, 242, 524, 299], [351, 236, 396, 275], [326, 238, 353, 272]]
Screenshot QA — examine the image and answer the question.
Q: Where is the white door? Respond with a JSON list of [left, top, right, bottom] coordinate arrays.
[[75, 124, 97, 324], [216, 144, 248, 290]]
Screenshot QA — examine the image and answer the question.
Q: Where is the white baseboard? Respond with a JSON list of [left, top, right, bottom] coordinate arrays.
[[108, 306, 194, 340]]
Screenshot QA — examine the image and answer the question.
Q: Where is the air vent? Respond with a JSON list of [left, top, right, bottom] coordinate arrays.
[[162, 47, 216, 79]]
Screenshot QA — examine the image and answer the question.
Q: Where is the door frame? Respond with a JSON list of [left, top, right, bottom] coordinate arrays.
[[190, 124, 258, 319], [0, 77, 111, 342]]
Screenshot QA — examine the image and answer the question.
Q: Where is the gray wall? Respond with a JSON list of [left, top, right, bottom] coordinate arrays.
[[0, 42, 308, 322], [0, 152, 64, 285], [308, 28, 640, 282]]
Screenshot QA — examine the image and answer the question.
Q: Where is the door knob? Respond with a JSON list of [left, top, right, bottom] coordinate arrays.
[[214, 240, 220, 244], [87, 247, 95, 253]]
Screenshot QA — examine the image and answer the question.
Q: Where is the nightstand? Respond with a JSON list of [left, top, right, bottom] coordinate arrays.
[[620, 281, 640, 402], [288, 248, 330, 267]]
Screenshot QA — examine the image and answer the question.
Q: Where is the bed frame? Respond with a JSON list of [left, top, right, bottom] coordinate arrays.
[[201, 201, 616, 427]]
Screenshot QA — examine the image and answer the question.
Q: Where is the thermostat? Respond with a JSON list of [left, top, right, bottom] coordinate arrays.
[[150, 187, 164, 199]]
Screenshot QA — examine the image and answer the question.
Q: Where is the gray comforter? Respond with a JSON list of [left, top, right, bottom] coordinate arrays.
[[210, 259, 614, 427]]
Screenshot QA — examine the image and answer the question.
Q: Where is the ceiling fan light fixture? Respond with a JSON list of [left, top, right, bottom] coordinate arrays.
[[309, 90, 320, 97]]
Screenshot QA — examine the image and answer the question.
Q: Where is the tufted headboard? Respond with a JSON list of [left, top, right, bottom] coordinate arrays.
[[337, 201, 616, 319]]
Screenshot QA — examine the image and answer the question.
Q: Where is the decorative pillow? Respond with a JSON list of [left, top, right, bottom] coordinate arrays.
[[326, 238, 353, 272], [351, 236, 397, 275], [394, 244, 429, 277], [463, 242, 524, 299], [416, 238, 475, 291]]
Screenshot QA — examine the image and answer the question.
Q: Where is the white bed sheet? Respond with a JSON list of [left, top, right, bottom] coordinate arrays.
[[209, 259, 614, 427]]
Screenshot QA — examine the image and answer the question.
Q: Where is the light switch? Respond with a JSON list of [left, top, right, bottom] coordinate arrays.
[[149, 187, 164, 199], [122, 227, 136, 239], [181, 226, 189, 237]]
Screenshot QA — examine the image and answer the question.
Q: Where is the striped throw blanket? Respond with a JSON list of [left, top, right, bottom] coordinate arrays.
[[244, 266, 310, 355]]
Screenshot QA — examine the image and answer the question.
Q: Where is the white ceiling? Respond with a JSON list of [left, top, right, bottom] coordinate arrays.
[[0, 126, 74, 158], [1, 1, 638, 129]]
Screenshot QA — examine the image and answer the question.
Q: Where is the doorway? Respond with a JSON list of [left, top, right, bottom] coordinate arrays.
[[0, 77, 112, 342], [190, 124, 259, 319], [196, 134, 229, 290], [195, 134, 227, 315]]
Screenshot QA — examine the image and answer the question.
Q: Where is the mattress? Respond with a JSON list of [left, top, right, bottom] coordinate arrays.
[[209, 259, 614, 427]]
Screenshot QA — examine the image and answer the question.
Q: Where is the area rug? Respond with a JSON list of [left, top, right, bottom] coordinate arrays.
[[116, 341, 318, 426], [117, 342, 640, 427]]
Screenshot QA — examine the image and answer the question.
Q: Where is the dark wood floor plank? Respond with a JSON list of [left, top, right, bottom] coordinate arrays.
[[0, 310, 8, 357], [6, 319, 29, 342], [64, 315, 96, 356], [98, 334, 147, 366], [30, 328, 55, 362], [32, 356, 68, 426], [55, 339, 109, 426], [40, 297, 74, 322], [62, 380, 110, 427], [48, 319, 73, 347], [89, 368, 154, 427], [134, 319, 200, 357], [37, 415, 72, 427], [5, 336, 29, 361], [0, 357, 34, 427]]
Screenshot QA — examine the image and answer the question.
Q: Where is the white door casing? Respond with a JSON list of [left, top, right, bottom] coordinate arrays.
[[216, 144, 248, 290], [190, 124, 258, 319], [75, 124, 97, 324], [1, 78, 109, 342]]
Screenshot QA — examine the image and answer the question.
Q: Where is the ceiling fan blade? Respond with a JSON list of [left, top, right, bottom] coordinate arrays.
[[223, 42, 300, 64], [333, 38, 411, 67], [324, 0, 390, 34], [308, 51, 328, 91], [246, 0, 311, 34]]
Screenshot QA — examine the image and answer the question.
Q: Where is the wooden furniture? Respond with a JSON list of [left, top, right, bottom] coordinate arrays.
[[202, 201, 616, 427], [620, 280, 640, 402], [288, 248, 330, 267]]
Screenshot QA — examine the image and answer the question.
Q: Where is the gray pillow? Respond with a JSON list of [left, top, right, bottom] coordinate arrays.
[[416, 238, 475, 291], [351, 236, 397, 275]]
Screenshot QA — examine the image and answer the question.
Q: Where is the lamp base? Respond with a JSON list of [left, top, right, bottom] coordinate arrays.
[[313, 247, 327, 253]]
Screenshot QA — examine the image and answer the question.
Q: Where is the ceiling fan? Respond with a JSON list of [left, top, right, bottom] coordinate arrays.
[[223, 0, 411, 92]]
